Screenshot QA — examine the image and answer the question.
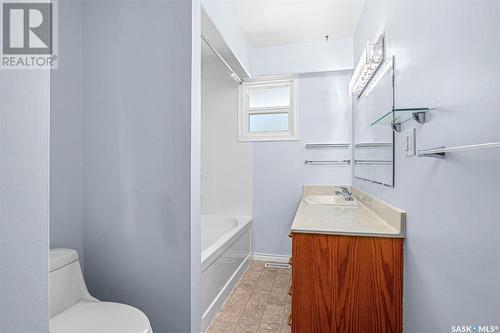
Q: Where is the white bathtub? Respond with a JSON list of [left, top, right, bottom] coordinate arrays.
[[201, 215, 252, 331]]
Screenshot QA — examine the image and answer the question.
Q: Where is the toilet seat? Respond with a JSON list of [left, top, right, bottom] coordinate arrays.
[[50, 301, 152, 333]]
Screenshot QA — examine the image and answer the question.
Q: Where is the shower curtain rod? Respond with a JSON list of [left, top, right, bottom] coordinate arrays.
[[201, 34, 242, 84]]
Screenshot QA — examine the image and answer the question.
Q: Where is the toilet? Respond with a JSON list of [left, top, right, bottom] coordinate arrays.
[[49, 248, 152, 333]]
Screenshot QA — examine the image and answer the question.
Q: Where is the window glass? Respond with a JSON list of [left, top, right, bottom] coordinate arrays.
[[249, 113, 289, 132], [248, 86, 290, 109]]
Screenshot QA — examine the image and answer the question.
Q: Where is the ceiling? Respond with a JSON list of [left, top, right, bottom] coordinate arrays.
[[229, 0, 365, 48]]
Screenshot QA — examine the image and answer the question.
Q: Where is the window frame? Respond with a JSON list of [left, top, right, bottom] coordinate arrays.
[[238, 76, 299, 142]]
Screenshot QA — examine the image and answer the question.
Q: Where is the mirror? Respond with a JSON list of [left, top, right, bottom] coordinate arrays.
[[353, 58, 395, 187]]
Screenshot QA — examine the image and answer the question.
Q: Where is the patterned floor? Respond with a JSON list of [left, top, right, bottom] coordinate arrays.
[[207, 260, 292, 333]]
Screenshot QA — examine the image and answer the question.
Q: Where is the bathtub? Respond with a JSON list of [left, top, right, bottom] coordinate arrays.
[[201, 215, 252, 331]]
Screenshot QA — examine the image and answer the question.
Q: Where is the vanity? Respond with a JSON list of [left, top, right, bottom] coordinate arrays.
[[288, 185, 405, 333]]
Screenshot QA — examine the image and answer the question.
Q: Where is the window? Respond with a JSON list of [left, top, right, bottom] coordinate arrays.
[[238, 76, 298, 141]]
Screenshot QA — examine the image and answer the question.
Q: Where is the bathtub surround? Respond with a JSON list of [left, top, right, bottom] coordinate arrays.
[[0, 69, 50, 330], [201, 215, 252, 330], [201, 34, 253, 331], [352, 1, 500, 331], [253, 71, 353, 258], [201, 55, 253, 217]]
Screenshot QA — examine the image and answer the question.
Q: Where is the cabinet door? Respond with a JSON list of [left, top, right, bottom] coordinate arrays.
[[292, 233, 403, 333]]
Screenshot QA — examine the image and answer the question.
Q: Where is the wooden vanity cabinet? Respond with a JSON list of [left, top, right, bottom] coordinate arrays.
[[290, 232, 403, 333]]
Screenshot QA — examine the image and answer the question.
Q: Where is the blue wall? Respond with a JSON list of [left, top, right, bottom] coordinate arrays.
[[50, 0, 85, 266], [253, 71, 353, 256], [82, 1, 194, 332], [353, 1, 500, 331], [0, 66, 50, 333]]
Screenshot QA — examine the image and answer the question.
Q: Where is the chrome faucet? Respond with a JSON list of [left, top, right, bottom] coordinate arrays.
[[336, 187, 353, 201], [341, 186, 351, 196]]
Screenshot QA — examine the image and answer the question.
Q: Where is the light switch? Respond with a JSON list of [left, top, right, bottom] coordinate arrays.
[[405, 128, 416, 157]]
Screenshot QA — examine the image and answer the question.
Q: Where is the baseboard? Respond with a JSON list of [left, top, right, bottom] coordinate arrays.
[[252, 252, 290, 263], [201, 253, 251, 332]]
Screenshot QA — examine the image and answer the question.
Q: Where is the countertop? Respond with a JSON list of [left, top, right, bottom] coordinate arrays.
[[291, 185, 405, 238]]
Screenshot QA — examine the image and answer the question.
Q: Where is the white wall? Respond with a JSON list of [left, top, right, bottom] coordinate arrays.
[[249, 38, 354, 76], [202, 56, 253, 216], [0, 71, 50, 331], [82, 1, 195, 332], [352, 1, 500, 331], [201, 0, 252, 76], [191, 2, 202, 332], [50, 0, 84, 262], [253, 71, 352, 256], [201, 1, 355, 78]]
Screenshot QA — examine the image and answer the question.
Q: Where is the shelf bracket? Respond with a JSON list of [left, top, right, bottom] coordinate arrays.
[[418, 146, 446, 159], [391, 119, 401, 132], [418, 142, 500, 158], [412, 111, 426, 124]]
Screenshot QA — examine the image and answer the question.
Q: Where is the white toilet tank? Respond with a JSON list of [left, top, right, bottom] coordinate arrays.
[[49, 248, 153, 333], [49, 248, 97, 318]]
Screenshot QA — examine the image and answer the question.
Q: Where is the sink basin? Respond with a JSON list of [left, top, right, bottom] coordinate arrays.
[[304, 195, 358, 207]]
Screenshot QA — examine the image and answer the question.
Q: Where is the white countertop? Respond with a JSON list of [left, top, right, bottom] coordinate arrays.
[[291, 185, 405, 238]]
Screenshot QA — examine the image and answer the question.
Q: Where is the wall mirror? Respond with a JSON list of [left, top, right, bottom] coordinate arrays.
[[352, 58, 395, 187]]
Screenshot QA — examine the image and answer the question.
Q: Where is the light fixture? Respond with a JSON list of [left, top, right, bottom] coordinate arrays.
[[362, 56, 393, 98], [349, 35, 384, 99]]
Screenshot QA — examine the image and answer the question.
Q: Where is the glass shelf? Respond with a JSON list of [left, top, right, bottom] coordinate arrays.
[[370, 108, 431, 126]]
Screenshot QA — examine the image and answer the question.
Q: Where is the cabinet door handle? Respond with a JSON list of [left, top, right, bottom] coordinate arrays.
[[288, 232, 293, 238], [288, 313, 292, 326], [288, 257, 292, 265], [288, 285, 292, 296]]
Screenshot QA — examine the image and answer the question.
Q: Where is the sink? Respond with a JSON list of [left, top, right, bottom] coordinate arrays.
[[304, 195, 358, 207]]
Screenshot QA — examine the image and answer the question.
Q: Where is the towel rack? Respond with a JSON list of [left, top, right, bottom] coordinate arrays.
[[305, 143, 350, 149], [354, 176, 392, 187], [305, 160, 351, 166], [354, 143, 392, 148], [417, 142, 500, 159], [354, 159, 392, 165]]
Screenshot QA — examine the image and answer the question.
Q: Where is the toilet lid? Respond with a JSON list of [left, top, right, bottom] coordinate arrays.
[[50, 301, 151, 333]]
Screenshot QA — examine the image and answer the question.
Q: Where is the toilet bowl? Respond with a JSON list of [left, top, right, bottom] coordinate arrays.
[[49, 248, 152, 333]]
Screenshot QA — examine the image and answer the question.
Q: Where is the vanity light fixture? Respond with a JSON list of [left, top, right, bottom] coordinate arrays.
[[362, 56, 393, 98], [349, 35, 384, 99]]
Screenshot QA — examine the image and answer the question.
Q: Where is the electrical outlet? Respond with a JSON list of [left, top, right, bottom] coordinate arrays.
[[405, 128, 416, 156]]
